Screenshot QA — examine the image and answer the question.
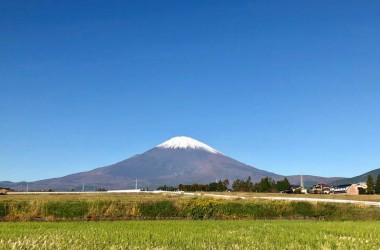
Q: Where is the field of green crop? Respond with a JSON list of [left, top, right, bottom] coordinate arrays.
[[1, 220, 379, 249]]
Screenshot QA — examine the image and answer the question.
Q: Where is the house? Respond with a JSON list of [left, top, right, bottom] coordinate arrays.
[[331, 183, 367, 195], [331, 184, 352, 194], [285, 185, 307, 194], [309, 183, 331, 194]]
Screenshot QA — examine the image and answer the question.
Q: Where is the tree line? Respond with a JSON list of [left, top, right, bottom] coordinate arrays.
[[157, 177, 291, 193], [158, 179, 230, 192], [158, 174, 380, 194], [231, 177, 290, 192]]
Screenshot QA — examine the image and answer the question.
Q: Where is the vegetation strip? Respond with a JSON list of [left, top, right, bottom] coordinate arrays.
[[1, 194, 380, 221], [9, 191, 380, 207]]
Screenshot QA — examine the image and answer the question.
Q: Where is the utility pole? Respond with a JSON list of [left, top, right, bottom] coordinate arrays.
[[26, 183, 29, 192], [82, 184, 85, 192], [135, 178, 138, 190]]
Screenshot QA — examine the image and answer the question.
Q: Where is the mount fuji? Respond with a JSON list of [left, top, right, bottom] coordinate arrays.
[[0, 136, 341, 190]]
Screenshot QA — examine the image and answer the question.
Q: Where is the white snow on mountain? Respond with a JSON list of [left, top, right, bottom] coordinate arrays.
[[156, 136, 220, 154]]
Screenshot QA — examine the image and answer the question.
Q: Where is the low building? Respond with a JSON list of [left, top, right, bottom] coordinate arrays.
[[331, 184, 351, 194], [331, 183, 367, 195], [309, 183, 331, 194], [285, 185, 307, 194]]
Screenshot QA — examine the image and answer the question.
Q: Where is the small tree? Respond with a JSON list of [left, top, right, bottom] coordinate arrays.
[[222, 179, 229, 188], [375, 174, 380, 195], [232, 177, 254, 192], [232, 179, 243, 192], [276, 178, 291, 192], [367, 175, 375, 195], [257, 177, 276, 193], [245, 176, 254, 191]]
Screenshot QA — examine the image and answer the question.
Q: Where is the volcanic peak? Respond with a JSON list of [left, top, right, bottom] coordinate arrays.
[[156, 136, 220, 154]]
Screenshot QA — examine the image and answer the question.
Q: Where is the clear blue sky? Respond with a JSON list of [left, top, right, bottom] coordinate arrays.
[[1, 0, 380, 182]]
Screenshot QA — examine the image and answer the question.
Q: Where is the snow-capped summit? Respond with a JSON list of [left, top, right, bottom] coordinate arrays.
[[156, 136, 220, 154]]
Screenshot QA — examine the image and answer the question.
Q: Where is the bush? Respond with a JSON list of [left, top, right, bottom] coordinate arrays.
[[245, 203, 269, 218], [315, 203, 338, 218], [89, 200, 138, 218], [138, 201, 177, 218], [0, 202, 6, 218], [291, 201, 315, 217], [214, 202, 247, 218], [43, 201, 88, 219], [180, 199, 288, 219], [189, 203, 214, 219]]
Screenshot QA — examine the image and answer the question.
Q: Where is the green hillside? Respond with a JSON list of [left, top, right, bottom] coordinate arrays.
[[335, 168, 380, 185]]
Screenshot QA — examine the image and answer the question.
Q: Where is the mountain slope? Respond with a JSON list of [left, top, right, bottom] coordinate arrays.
[[334, 168, 380, 185], [1, 137, 282, 190], [286, 175, 343, 188], [0, 136, 344, 190]]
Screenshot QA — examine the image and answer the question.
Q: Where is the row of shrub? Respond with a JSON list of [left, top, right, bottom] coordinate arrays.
[[1, 197, 380, 221]]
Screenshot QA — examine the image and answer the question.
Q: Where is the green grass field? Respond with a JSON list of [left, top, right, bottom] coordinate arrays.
[[1, 220, 379, 249]]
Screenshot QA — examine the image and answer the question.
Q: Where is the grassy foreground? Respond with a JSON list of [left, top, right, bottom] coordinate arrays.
[[1, 220, 379, 249], [1, 193, 380, 221]]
